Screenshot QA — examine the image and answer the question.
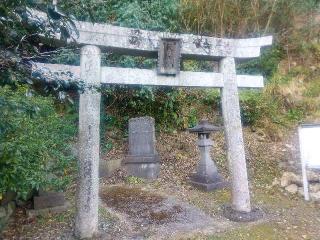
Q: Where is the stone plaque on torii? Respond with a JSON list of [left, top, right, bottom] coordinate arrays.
[[30, 9, 272, 239]]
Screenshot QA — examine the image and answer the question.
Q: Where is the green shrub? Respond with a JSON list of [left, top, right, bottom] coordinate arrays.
[[187, 108, 198, 128], [239, 90, 283, 127], [286, 108, 304, 122], [60, 0, 180, 31], [102, 86, 199, 131], [239, 91, 265, 126], [202, 89, 221, 109], [201, 89, 275, 127], [0, 86, 76, 199], [237, 47, 284, 79], [304, 78, 320, 97]]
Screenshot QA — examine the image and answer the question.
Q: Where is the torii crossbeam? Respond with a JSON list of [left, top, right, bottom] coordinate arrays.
[[30, 8, 272, 239], [32, 63, 264, 88]]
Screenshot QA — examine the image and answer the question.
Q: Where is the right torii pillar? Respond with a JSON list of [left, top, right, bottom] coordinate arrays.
[[220, 57, 263, 221]]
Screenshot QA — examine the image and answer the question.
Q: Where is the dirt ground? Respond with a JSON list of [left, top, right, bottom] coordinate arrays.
[[1, 128, 320, 240]]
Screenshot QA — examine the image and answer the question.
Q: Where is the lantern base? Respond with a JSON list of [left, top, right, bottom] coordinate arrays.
[[189, 174, 229, 191]]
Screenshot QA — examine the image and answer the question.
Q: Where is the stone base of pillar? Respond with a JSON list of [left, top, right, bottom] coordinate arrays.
[[124, 155, 160, 180], [222, 205, 264, 222], [189, 174, 228, 191]]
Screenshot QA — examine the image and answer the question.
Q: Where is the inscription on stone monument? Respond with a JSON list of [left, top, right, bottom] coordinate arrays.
[[158, 38, 181, 75]]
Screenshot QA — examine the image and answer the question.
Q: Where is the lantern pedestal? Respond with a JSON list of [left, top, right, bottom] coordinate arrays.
[[189, 178, 228, 191]]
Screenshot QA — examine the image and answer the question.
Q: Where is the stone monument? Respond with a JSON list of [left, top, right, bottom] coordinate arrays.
[[189, 120, 227, 191], [124, 117, 160, 179]]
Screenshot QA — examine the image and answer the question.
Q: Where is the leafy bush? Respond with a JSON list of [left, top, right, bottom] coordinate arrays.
[[0, 86, 76, 199], [237, 47, 284, 79], [102, 86, 199, 131], [239, 91, 268, 126], [202, 89, 221, 109], [0, 1, 79, 88], [201, 89, 277, 127], [60, 0, 180, 31]]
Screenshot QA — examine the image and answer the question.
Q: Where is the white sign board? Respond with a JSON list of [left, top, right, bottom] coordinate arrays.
[[298, 124, 320, 201], [299, 124, 320, 168]]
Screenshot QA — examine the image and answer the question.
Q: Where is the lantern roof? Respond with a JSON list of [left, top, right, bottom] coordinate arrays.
[[188, 119, 222, 133]]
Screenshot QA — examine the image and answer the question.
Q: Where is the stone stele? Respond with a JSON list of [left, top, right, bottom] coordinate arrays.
[[124, 116, 160, 179]]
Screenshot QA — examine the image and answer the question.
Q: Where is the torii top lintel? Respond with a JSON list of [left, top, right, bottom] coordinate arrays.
[[32, 10, 272, 60], [74, 22, 272, 59]]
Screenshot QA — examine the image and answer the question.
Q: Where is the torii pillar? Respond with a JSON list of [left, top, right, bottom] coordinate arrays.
[[221, 57, 250, 211], [220, 57, 263, 221], [75, 45, 101, 238]]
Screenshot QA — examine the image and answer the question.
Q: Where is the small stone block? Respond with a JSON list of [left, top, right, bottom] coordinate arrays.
[[27, 201, 71, 218], [222, 205, 264, 222], [33, 192, 65, 210], [189, 179, 229, 191]]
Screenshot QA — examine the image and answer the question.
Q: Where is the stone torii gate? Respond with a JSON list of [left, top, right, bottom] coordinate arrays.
[[31, 10, 272, 239]]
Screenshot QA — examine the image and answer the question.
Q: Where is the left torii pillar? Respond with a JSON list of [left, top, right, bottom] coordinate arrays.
[[75, 45, 101, 238]]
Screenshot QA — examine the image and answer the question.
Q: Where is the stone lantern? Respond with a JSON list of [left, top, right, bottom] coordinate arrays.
[[189, 119, 227, 191]]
